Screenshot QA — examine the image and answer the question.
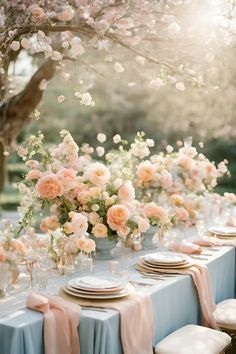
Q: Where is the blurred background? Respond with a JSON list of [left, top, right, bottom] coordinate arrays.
[[1, 43, 236, 211]]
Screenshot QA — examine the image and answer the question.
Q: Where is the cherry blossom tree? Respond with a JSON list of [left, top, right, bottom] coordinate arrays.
[[0, 0, 235, 190]]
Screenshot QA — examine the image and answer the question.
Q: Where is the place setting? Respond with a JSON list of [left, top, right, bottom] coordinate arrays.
[[62, 276, 135, 301], [208, 226, 236, 239], [136, 252, 193, 276]]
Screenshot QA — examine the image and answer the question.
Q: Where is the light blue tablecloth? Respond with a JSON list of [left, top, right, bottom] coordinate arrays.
[[0, 246, 235, 354]]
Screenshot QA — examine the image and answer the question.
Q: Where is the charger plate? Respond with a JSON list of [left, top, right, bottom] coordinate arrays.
[[63, 283, 134, 300]]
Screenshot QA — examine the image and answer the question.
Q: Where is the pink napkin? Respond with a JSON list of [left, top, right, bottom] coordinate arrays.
[[59, 288, 154, 354], [170, 242, 202, 254], [27, 292, 81, 354], [193, 236, 236, 247]]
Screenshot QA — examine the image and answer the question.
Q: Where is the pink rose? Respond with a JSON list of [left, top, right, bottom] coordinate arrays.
[[117, 225, 130, 238], [175, 207, 189, 221], [77, 238, 87, 251], [159, 170, 173, 189], [118, 181, 135, 202], [57, 6, 75, 21], [36, 174, 63, 199], [26, 169, 42, 180], [86, 163, 110, 185], [92, 223, 108, 238], [57, 168, 77, 191], [107, 204, 130, 231], [26, 160, 39, 169], [28, 4, 45, 20], [136, 161, 155, 183]]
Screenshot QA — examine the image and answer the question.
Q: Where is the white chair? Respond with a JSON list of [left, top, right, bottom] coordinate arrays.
[[154, 324, 231, 354], [214, 299, 236, 335]]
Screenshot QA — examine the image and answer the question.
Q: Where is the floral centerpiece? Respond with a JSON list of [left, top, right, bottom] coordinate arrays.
[[17, 131, 150, 259]]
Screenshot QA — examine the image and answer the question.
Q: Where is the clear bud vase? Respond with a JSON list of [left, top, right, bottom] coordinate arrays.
[[155, 227, 166, 251]]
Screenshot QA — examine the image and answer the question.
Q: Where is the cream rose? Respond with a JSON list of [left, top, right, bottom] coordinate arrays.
[[92, 223, 108, 238], [86, 163, 110, 185]]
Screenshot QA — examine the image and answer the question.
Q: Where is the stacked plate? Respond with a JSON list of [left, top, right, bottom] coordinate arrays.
[[63, 276, 134, 299], [208, 226, 236, 239], [137, 252, 192, 272]]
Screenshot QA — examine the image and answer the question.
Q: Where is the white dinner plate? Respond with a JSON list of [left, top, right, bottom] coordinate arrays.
[[143, 252, 188, 264], [138, 259, 193, 271], [209, 226, 236, 236], [63, 284, 134, 300], [69, 276, 122, 290]]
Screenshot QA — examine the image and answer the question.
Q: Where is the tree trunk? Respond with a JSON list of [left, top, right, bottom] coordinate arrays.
[[0, 58, 57, 192], [0, 140, 7, 193]]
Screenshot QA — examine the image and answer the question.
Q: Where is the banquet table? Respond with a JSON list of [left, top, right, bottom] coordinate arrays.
[[0, 245, 235, 354]]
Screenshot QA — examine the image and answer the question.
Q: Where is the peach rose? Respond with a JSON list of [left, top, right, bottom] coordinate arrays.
[[11, 239, 27, 255], [118, 181, 135, 203], [169, 194, 184, 206], [178, 156, 193, 170], [71, 213, 88, 237], [83, 239, 96, 253], [144, 202, 169, 224], [0, 247, 6, 262], [136, 161, 155, 183], [40, 215, 60, 232], [26, 169, 42, 180], [117, 225, 130, 238], [57, 168, 77, 191], [175, 207, 189, 221], [107, 204, 130, 231], [63, 222, 73, 235], [86, 163, 110, 185], [92, 223, 108, 238], [71, 182, 88, 199], [36, 174, 63, 199], [77, 238, 86, 251]]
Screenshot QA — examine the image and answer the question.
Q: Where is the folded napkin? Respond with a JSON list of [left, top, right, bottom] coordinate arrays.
[[170, 241, 202, 254], [59, 288, 154, 354], [193, 236, 236, 247], [27, 292, 81, 354], [136, 262, 217, 329]]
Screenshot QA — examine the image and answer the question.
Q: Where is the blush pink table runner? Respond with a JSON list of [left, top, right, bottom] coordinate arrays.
[[27, 292, 81, 354]]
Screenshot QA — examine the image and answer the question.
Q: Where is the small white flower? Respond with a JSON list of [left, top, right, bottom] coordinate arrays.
[[39, 79, 48, 91], [80, 92, 93, 106], [146, 139, 155, 147], [175, 82, 185, 91], [166, 145, 174, 153], [10, 41, 20, 51], [113, 134, 121, 144], [57, 95, 65, 103], [168, 22, 181, 36], [114, 62, 124, 73], [21, 38, 31, 49], [150, 78, 164, 89], [51, 51, 63, 61], [92, 204, 100, 212], [96, 146, 105, 157], [136, 56, 146, 65], [97, 133, 106, 143]]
